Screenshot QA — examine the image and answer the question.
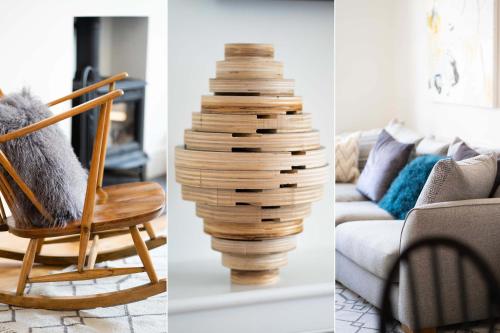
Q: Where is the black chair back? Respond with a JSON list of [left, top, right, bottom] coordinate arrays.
[[379, 237, 500, 333]]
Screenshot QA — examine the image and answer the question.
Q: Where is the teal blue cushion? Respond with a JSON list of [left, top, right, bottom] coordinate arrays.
[[379, 155, 444, 219]]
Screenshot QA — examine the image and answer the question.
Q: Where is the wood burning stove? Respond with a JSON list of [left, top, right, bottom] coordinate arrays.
[[72, 17, 148, 185]]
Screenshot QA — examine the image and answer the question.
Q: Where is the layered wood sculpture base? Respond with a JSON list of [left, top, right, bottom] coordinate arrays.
[[176, 43, 327, 284]]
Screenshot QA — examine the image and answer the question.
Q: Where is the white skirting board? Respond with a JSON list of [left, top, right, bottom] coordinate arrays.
[[168, 249, 334, 333]]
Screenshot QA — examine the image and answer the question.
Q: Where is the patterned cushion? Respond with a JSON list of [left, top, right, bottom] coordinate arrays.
[[335, 132, 360, 183], [416, 154, 497, 206], [356, 130, 415, 202], [379, 155, 443, 219]]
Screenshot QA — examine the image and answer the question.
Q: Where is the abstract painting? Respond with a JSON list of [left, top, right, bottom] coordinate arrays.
[[427, 0, 497, 107]]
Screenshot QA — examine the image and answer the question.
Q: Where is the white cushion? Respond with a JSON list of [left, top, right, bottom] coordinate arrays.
[[336, 220, 403, 280], [416, 135, 449, 156], [335, 201, 393, 226], [335, 183, 367, 202]]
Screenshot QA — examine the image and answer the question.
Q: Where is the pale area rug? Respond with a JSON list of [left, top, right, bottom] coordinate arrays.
[[336, 282, 500, 333], [0, 247, 167, 333]]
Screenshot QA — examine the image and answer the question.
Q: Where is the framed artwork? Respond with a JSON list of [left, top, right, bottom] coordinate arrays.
[[427, 0, 497, 107]]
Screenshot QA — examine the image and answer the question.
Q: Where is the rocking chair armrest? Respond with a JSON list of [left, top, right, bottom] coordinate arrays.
[[47, 72, 128, 107], [0, 89, 124, 144]]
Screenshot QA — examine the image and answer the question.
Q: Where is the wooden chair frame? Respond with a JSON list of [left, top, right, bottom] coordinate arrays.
[[0, 73, 166, 309], [0, 74, 166, 266]]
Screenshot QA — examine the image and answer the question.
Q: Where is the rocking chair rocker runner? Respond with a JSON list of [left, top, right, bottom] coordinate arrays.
[[0, 72, 166, 309], [0, 73, 167, 266]]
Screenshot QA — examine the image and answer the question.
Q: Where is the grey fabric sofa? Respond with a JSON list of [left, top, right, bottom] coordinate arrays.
[[335, 182, 500, 330]]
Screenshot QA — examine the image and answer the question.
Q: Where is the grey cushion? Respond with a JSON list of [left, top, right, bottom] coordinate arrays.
[[451, 142, 478, 161], [336, 251, 399, 311], [335, 201, 394, 226], [335, 183, 367, 202], [447, 137, 464, 157], [416, 154, 497, 206], [0, 90, 87, 227], [357, 130, 414, 202], [336, 220, 403, 280]]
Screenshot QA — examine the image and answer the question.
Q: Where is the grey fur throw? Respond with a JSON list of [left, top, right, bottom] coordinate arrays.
[[0, 90, 87, 227]]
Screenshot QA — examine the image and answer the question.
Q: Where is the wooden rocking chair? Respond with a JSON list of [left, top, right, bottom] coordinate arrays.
[[0, 73, 166, 309], [0, 73, 166, 266]]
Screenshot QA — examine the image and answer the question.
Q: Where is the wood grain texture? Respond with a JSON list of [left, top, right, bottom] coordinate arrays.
[[204, 219, 303, 240], [201, 95, 302, 114], [184, 130, 321, 152], [197, 204, 311, 223], [225, 43, 274, 58], [176, 165, 329, 189], [176, 43, 326, 284], [216, 59, 283, 79], [210, 78, 294, 96], [222, 252, 288, 271], [7, 182, 165, 238], [231, 269, 279, 285], [176, 146, 327, 171], [212, 236, 297, 255], [0, 279, 166, 310], [192, 112, 312, 133], [182, 185, 323, 206]]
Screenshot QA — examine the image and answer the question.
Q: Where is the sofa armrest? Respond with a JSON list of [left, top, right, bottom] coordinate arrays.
[[398, 198, 500, 329]]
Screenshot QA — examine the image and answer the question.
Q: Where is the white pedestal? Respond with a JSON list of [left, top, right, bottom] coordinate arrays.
[[168, 249, 334, 333]]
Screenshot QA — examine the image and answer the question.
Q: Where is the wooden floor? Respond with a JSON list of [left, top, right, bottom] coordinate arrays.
[[0, 216, 166, 292]]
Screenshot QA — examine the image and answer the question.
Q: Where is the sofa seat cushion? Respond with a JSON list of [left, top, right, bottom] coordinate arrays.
[[336, 220, 404, 280], [335, 201, 393, 226], [335, 183, 367, 202]]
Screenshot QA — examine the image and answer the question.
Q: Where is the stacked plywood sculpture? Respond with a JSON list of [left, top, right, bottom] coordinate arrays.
[[175, 43, 328, 284]]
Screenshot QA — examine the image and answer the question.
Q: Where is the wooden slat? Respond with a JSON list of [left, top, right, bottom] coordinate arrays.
[[182, 185, 323, 207], [29, 267, 145, 283], [0, 151, 53, 223], [0, 279, 166, 310], [212, 236, 297, 255], [196, 203, 311, 223], [209, 78, 294, 96], [231, 269, 279, 285], [130, 225, 159, 283], [16, 239, 40, 295], [201, 95, 302, 114], [47, 72, 128, 107], [222, 252, 288, 271], [204, 219, 303, 240], [216, 59, 283, 79], [175, 146, 327, 171], [0, 90, 123, 144], [86, 234, 100, 269], [225, 43, 274, 58], [97, 81, 116, 188], [184, 130, 320, 152], [176, 165, 329, 189], [0, 236, 167, 265], [192, 112, 312, 133], [78, 100, 109, 272]]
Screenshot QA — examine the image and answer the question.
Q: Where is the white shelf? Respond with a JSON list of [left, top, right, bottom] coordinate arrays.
[[168, 248, 334, 333]]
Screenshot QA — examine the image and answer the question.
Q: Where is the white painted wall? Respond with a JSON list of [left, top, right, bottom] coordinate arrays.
[[335, 0, 399, 134], [0, 0, 167, 177], [394, 0, 500, 148], [168, 0, 334, 263], [337, 0, 500, 148]]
